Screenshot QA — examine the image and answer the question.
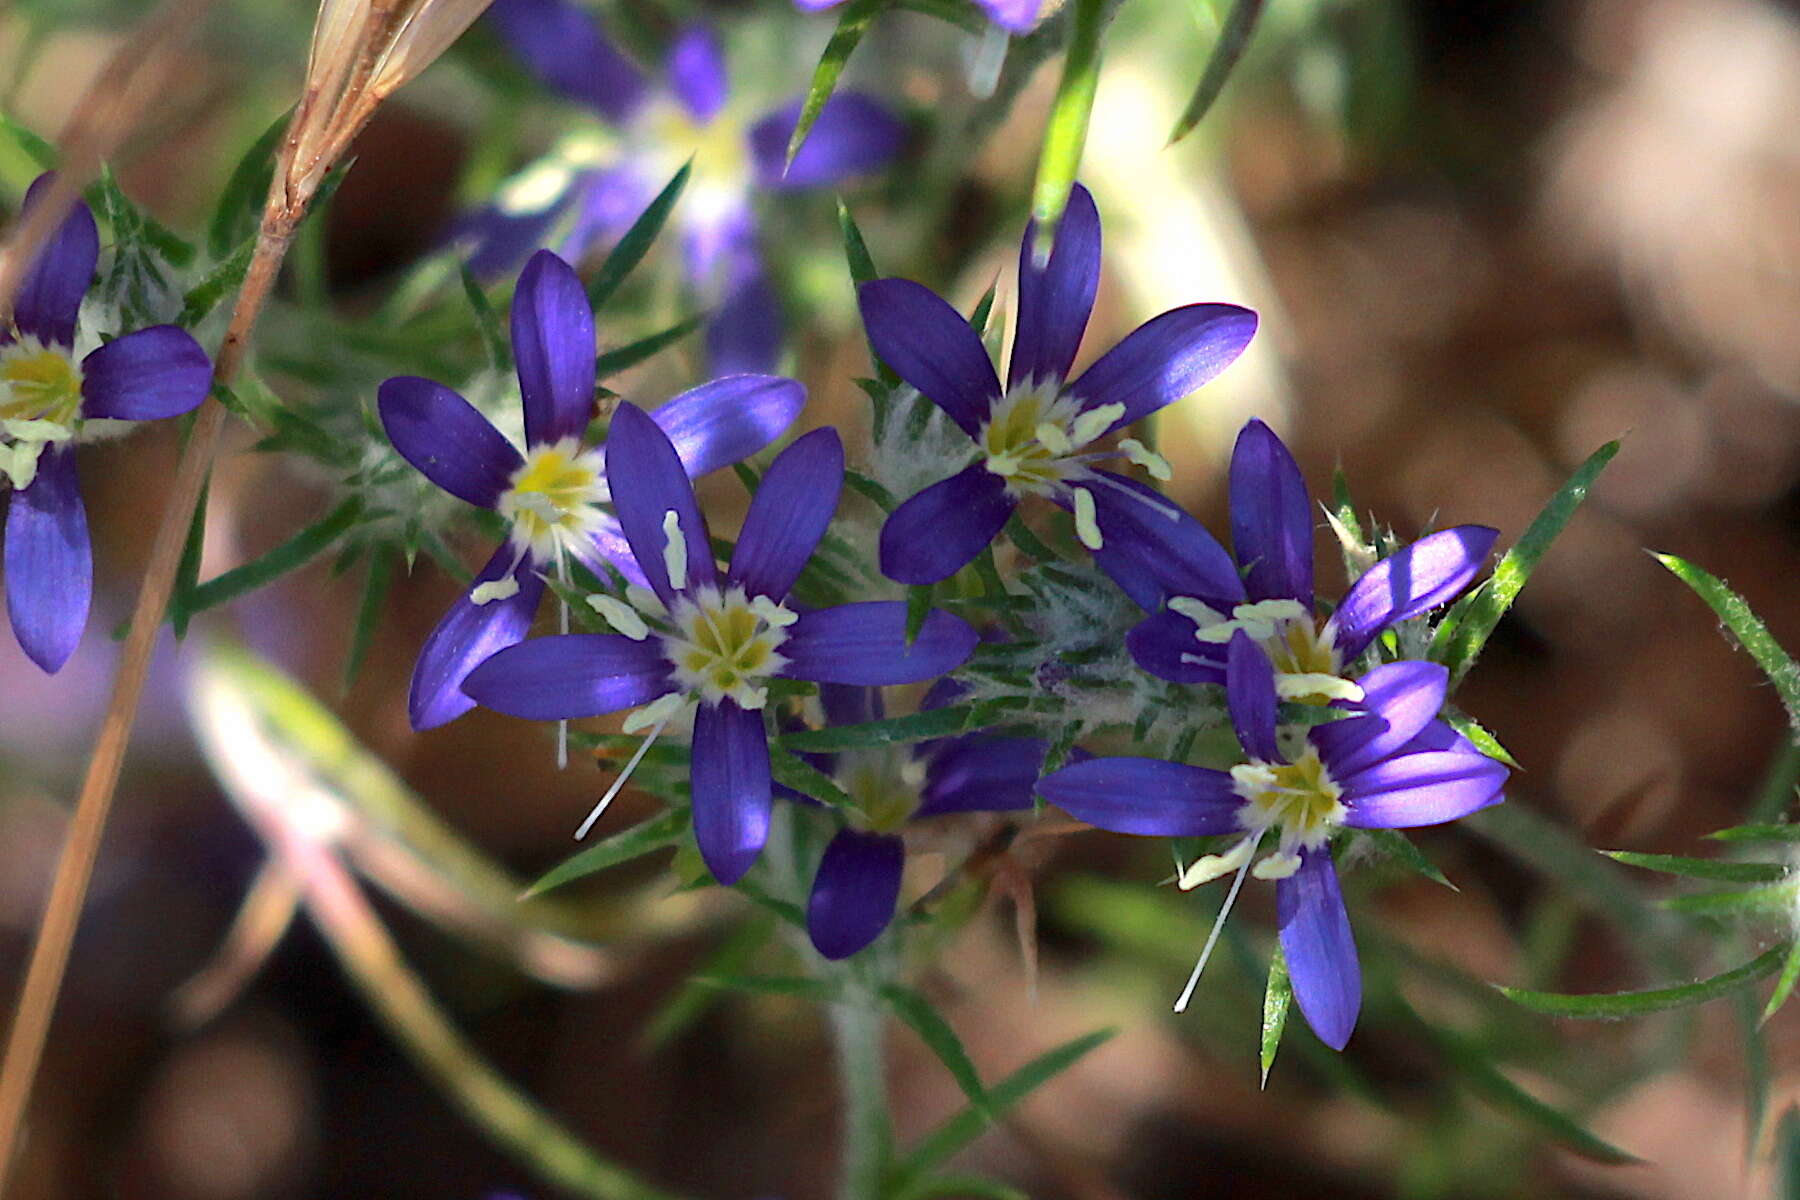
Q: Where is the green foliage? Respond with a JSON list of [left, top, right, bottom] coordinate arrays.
[[1499, 943, 1789, 1019], [1432, 440, 1619, 687], [882, 984, 995, 1120], [1260, 944, 1290, 1086], [586, 162, 690, 309], [1030, 0, 1108, 260], [1656, 553, 1800, 735], [1168, 0, 1266, 144], [524, 808, 693, 897], [789, 0, 889, 171]]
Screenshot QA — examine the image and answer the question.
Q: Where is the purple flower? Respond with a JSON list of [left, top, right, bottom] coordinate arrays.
[[1120, 418, 1499, 704], [1, 174, 211, 673], [462, 4, 906, 373], [1040, 632, 1507, 1049], [794, 0, 1043, 34], [859, 184, 1257, 586], [377, 249, 803, 729], [462, 407, 980, 884], [797, 682, 1057, 959]]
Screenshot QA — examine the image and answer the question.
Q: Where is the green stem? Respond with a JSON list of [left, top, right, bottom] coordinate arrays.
[[830, 983, 891, 1200]]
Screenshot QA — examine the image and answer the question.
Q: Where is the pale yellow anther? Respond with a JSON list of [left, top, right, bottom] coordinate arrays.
[[622, 690, 686, 734], [1069, 402, 1125, 447], [748, 595, 798, 628], [1034, 422, 1073, 456], [660, 509, 688, 591], [1168, 596, 1226, 626], [586, 593, 649, 640], [1274, 672, 1363, 703], [1180, 838, 1255, 890], [470, 575, 521, 606], [1252, 852, 1303, 880], [1072, 486, 1103, 551], [985, 452, 1024, 478], [1119, 437, 1172, 481]]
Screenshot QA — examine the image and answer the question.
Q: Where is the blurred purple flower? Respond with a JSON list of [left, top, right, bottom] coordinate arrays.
[[1, 173, 211, 672], [377, 249, 803, 729], [858, 183, 1257, 587], [463, 408, 978, 883], [1039, 632, 1507, 1050], [1118, 418, 1499, 702], [458, 1, 906, 373], [794, 681, 1060, 960], [794, 0, 1044, 34]]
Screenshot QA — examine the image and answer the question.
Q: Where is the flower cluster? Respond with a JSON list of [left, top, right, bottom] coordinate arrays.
[[355, 183, 1510, 1054]]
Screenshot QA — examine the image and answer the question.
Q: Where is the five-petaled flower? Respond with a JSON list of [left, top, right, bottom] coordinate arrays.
[[463, 405, 980, 884], [795, 682, 1060, 960], [1, 174, 211, 673], [1040, 631, 1508, 1049], [1118, 418, 1500, 704], [377, 248, 803, 729], [858, 183, 1257, 590], [460, 0, 904, 373]]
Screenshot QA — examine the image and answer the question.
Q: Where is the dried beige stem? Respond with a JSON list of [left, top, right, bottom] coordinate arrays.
[[0, 2, 492, 1188]]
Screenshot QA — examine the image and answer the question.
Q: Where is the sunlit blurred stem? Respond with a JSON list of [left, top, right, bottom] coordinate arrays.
[[1029, 0, 1111, 266], [168, 863, 303, 1029], [831, 981, 891, 1200], [0, 2, 497, 1182], [967, 24, 1010, 98]]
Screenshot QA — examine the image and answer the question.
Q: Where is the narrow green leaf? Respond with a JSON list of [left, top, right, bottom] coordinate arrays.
[[594, 314, 703, 378], [1167, 0, 1266, 144], [889, 1028, 1114, 1186], [342, 552, 392, 692], [183, 497, 363, 616], [1260, 944, 1290, 1087], [459, 264, 510, 371], [1433, 440, 1619, 686], [768, 745, 863, 815], [522, 808, 692, 898], [892, 1175, 1026, 1200], [587, 162, 690, 309], [1761, 940, 1800, 1024], [640, 915, 773, 1051], [843, 468, 896, 512], [1354, 828, 1456, 890], [1778, 1108, 1800, 1199], [839, 199, 900, 393], [1424, 1018, 1640, 1164], [881, 984, 992, 1120], [1498, 943, 1788, 1018], [906, 582, 933, 646], [1602, 851, 1788, 884], [1660, 880, 1800, 915], [692, 974, 838, 999], [787, 0, 888, 170], [0, 113, 57, 169], [969, 280, 999, 337], [170, 480, 210, 639], [208, 112, 286, 259], [176, 237, 256, 329], [1028, 0, 1107, 261], [1004, 512, 1062, 563], [1441, 706, 1521, 770], [1709, 823, 1800, 844], [1655, 552, 1800, 733]]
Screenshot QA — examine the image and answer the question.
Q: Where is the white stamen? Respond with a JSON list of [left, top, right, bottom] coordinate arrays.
[[1252, 851, 1302, 880], [1069, 402, 1126, 447], [985, 451, 1024, 478], [587, 594, 650, 640], [1174, 846, 1257, 1013], [1178, 836, 1255, 889], [660, 509, 688, 591], [1072, 486, 1103, 550], [1119, 437, 1172, 481], [1090, 469, 1184, 522], [470, 576, 521, 606], [748, 595, 799, 628], [1034, 422, 1073, 456], [575, 717, 670, 839], [1168, 596, 1225, 626], [622, 690, 686, 734], [1274, 672, 1364, 703]]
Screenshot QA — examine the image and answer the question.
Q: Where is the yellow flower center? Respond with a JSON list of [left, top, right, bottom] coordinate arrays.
[[664, 584, 795, 710], [1183, 746, 1347, 889], [0, 339, 82, 428], [1173, 597, 1362, 706], [978, 382, 1123, 498], [496, 438, 610, 562], [839, 747, 926, 833]]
